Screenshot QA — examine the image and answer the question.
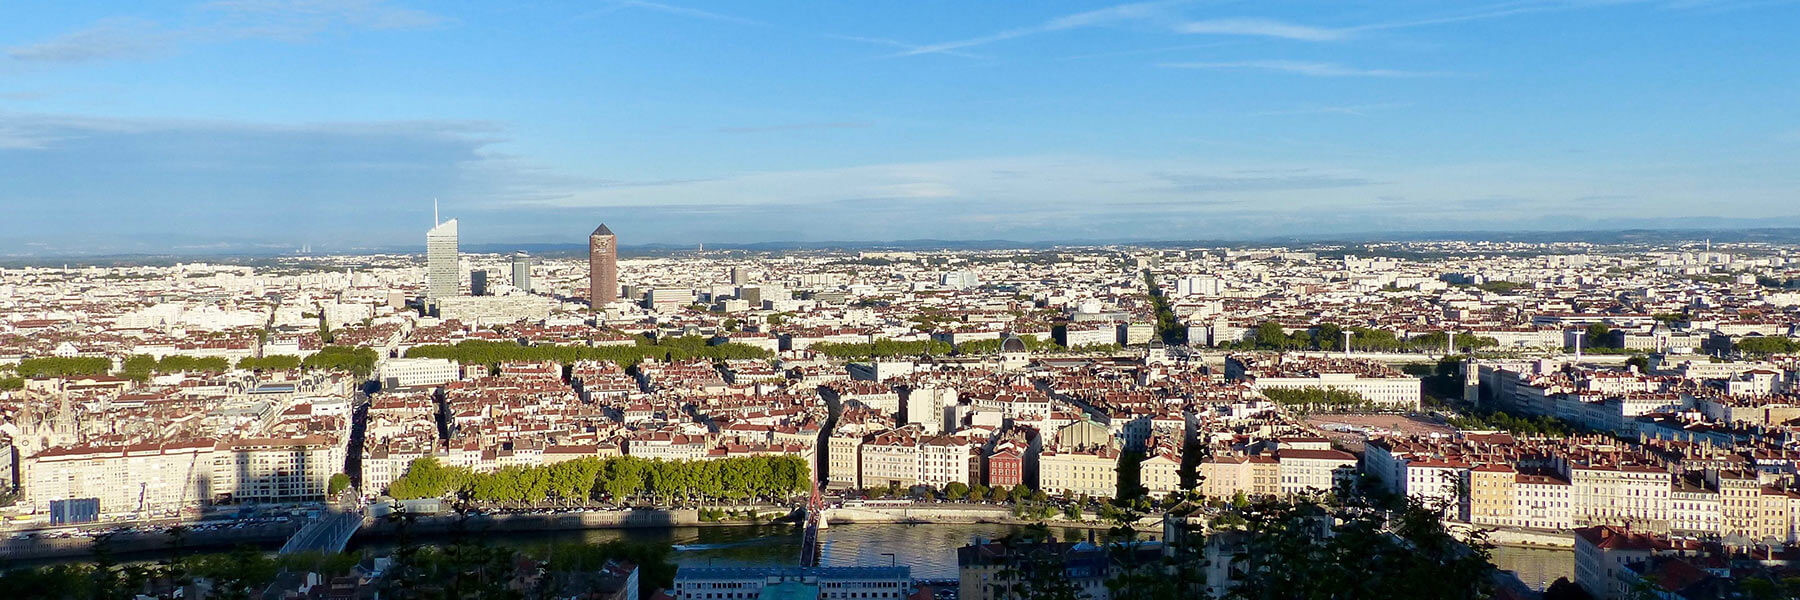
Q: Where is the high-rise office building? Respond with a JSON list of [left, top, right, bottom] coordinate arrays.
[[730, 266, 747, 286], [426, 219, 459, 300], [511, 252, 532, 293], [470, 270, 488, 296], [589, 224, 617, 306]]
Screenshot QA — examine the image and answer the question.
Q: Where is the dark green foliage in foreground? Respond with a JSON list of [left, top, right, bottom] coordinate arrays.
[[0, 538, 675, 600], [1218, 498, 1496, 599], [1080, 495, 1496, 600]]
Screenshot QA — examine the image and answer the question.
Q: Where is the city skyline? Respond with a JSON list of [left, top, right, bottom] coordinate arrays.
[[9, 2, 1800, 598], [3, 1, 1799, 254]]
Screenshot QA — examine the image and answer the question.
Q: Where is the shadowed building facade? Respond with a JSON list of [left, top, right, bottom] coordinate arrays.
[[589, 223, 617, 306]]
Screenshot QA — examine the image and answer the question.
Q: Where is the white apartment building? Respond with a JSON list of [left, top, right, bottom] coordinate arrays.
[[24, 440, 217, 516], [378, 357, 460, 388], [1173, 276, 1221, 297], [1403, 459, 1470, 520], [1250, 372, 1422, 409], [1571, 464, 1671, 534], [1276, 449, 1357, 497], [1513, 473, 1574, 531], [1057, 323, 1118, 348], [1669, 484, 1721, 537], [919, 436, 970, 488], [860, 429, 923, 489]]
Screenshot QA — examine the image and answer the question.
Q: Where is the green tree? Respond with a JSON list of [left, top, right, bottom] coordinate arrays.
[[1213, 497, 1497, 599], [1316, 323, 1344, 351], [1737, 336, 1800, 357], [1584, 323, 1614, 348], [328, 473, 352, 495], [1254, 322, 1290, 350], [301, 346, 379, 378], [15, 356, 112, 379]]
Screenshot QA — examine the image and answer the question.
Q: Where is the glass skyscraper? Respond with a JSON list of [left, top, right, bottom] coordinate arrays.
[[511, 252, 532, 293], [426, 218, 459, 300]]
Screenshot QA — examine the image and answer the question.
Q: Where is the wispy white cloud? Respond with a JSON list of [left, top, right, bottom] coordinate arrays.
[[893, 1, 1177, 57], [824, 35, 988, 59], [6, 0, 445, 64], [580, 0, 761, 26], [1343, 0, 1786, 34], [1175, 18, 1347, 41], [6, 18, 182, 63], [1058, 41, 1236, 61], [882, 0, 1780, 63], [1163, 60, 1446, 77], [205, 0, 446, 32]]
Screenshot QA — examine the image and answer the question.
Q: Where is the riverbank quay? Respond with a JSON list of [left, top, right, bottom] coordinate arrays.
[[0, 503, 1167, 562], [0, 521, 299, 562], [1448, 522, 1577, 549], [826, 505, 1157, 533]]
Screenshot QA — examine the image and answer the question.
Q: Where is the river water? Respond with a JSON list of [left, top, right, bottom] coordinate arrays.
[[348, 523, 1573, 589]]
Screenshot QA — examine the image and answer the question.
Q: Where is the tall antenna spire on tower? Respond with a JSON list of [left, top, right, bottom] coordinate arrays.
[[434, 198, 439, 226]]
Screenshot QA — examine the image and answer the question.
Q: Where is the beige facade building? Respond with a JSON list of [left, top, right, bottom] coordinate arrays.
[[1139, 448, 1183, 497], [827, 434, 862, 489], [1199, 455, 1279, 500], [1468, 464, 1516, 528], [24, 440, 217, 516], [1039, 446, 1119, 498]]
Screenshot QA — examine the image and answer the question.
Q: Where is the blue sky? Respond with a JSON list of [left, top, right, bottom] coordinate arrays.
[[2, 0, 1797, 254]]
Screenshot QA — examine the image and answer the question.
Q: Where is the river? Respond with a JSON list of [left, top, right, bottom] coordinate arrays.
[[350, 523, 1099, 580], [349, 523, 1573, 589]]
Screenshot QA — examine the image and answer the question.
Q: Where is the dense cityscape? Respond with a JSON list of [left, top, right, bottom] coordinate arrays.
[[2, 215, 1800, 599], [7, 0, 1800, 598]]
